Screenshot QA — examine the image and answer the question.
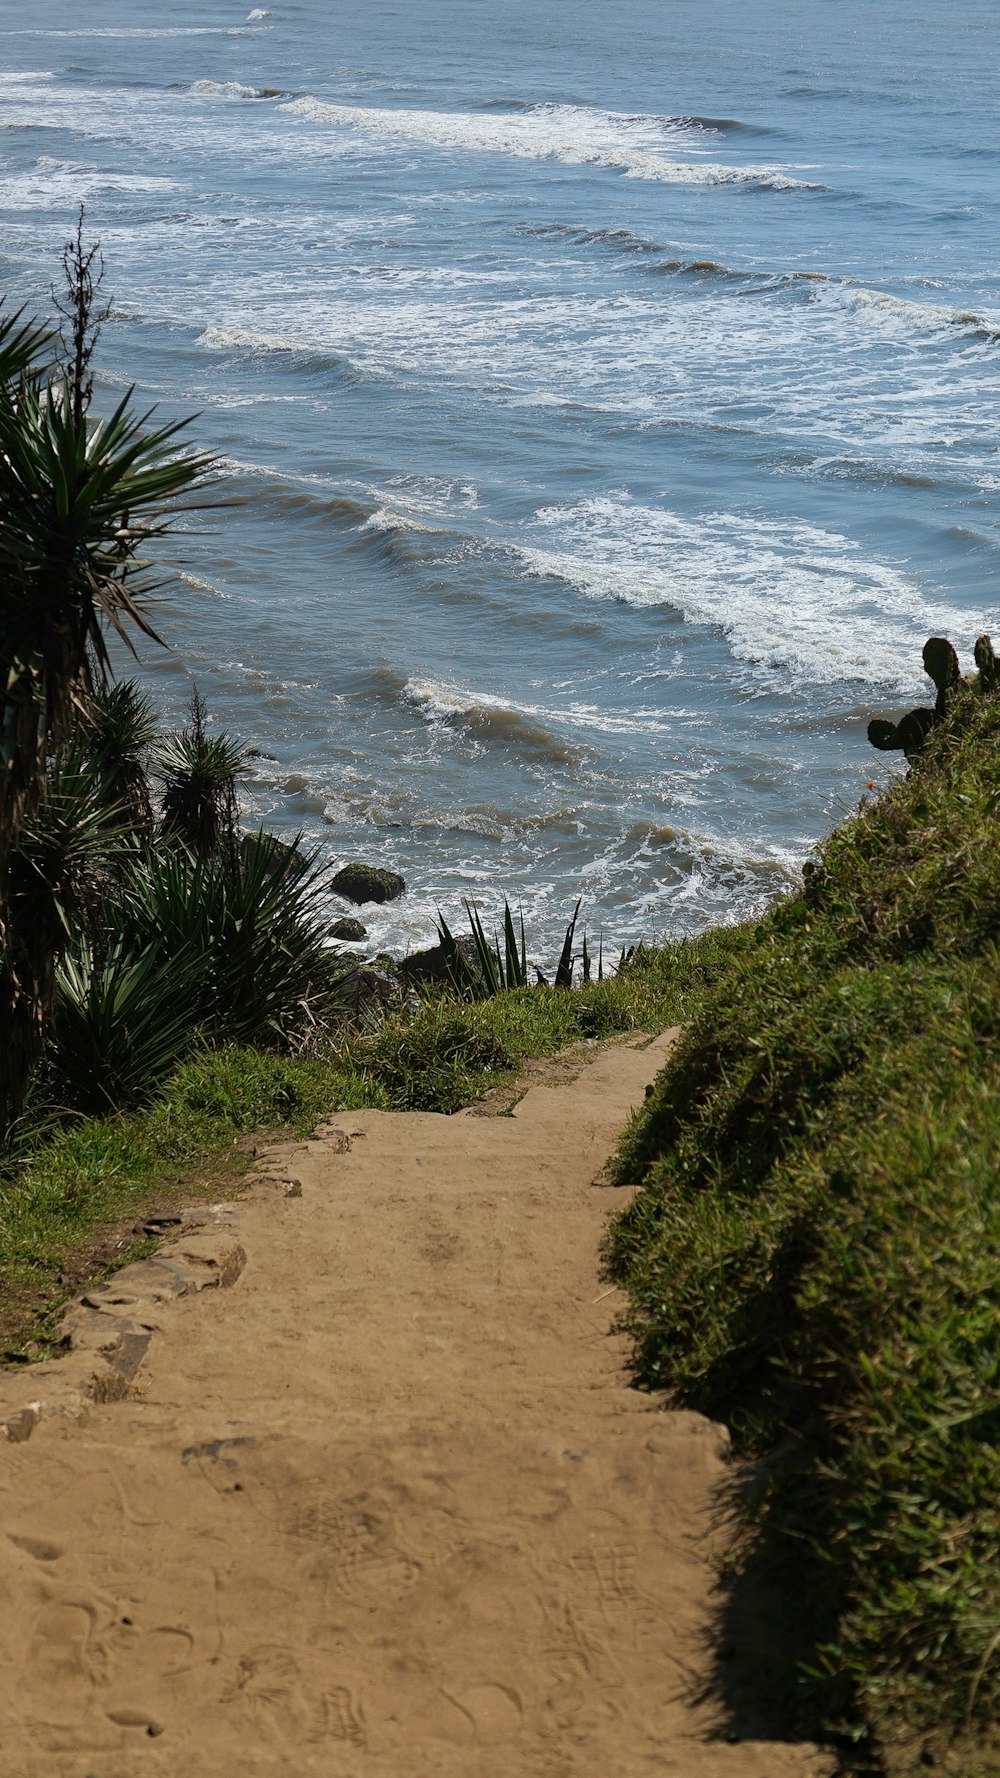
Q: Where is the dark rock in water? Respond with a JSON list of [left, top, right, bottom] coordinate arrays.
[[401, 933, 483, 988], [330, 862, 405, 905], [241, 830, 307, 880], [329, 916, 368, 942]]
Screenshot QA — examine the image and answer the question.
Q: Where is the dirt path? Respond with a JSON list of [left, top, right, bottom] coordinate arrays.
[[0, 1034, 833, 1778]]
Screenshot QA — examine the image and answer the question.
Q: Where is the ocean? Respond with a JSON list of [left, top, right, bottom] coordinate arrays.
[[1, 0, 998, 958]]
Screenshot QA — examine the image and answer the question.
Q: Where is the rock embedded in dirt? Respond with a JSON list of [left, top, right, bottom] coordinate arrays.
[[330, 862, 406, 905], [329, 915, 368, 941]]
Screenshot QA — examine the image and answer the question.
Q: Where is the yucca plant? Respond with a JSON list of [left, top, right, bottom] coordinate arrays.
[[157, 687, 244, 862], [114, 837, 342, 1049], [0, 224, 212, 1133], [581, 929, 604, 985], [1, 755, 127, 1129], [435, 898, 583, 999], [73, 678, 158, 840], [49, 935, 202, 1114]]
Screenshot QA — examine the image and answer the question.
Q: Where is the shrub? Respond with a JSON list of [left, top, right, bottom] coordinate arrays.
[[605, 680, 1000, 1771]]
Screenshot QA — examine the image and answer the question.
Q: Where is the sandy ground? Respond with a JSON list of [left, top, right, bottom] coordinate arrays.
[[0, 1033, 835, 1778]]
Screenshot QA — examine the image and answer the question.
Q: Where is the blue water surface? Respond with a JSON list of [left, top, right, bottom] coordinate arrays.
[[1, 0, 998, 952]]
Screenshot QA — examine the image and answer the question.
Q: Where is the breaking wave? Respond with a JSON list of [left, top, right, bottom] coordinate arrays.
[[516, 495, 981, 693], [191, 79, 287, 100], [279, 96, 825, 190]]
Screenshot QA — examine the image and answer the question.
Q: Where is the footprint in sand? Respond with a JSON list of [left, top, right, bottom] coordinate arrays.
[[308, 1682, 368, 1747], [31, 1600, 101, 1688], [7, 1533, 64, 1563], [283, 1490, 421, 1605], [221, 1644, 313, 1740], [440, 1680, 524, 1745]]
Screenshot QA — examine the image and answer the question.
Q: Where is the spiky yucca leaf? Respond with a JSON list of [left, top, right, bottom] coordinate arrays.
[[157, 698, 245, 860], [0, 304, 52, 386], [554, 900, 582, 989], [71, 678, 158, 837], [51, 937, 201, 1113], [115, 837, 341, 1046]]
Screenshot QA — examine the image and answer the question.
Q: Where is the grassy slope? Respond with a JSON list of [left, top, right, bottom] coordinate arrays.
[[0, 957, 728, 1359], [605, 686, 1000, 1774]]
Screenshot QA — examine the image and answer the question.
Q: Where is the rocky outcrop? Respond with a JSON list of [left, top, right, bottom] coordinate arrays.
[[329, 916, 368, 942], [330, 862, 405, 905]]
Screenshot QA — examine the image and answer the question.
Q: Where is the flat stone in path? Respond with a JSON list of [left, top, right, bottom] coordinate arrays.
[[0, 1034, 835, 1778]]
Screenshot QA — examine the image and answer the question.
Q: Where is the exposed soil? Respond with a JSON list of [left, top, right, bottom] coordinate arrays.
[[0, 1033, 835, 1777]]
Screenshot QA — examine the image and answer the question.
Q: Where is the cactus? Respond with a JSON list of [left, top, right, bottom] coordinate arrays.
[[922, 636, 960, 713], [975, 633, 1000, 694], [867, 708, 936, 757], [867, 636, 961, 758], [867, 633, 1000, 759]]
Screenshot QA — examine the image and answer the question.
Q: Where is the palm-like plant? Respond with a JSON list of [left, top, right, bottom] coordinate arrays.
[[0, 229, 213, 1133], [68, 678, 158, 840], [50, 934, 202, 1115], [113, 839, 341, 1050], [157, 688, 245, 862]]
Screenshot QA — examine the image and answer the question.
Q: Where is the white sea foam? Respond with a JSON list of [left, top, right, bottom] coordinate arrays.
[[0, 156, 178, 211], [832, 283, 1000, 345], [360, 507, 446, 538], [246, 8, 270, 18], [382, 475, 480, 516], [279, 96, 822, 189], [179, 277, 999, 481], [517, 495, 982, 692], [192, 79, 262, 100]]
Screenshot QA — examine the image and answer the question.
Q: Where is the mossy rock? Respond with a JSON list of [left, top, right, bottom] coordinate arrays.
[[330, 862, 406, 905], [329, 916, 368, 942]]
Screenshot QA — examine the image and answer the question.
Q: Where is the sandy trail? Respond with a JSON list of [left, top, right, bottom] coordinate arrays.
[[0, 1033, 832, 1778]]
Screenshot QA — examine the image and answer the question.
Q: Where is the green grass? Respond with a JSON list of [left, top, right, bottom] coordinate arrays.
[[0, 951, 706, 1359], [605, 680, 1000, 1775], [0, 1045, 385, 1357]]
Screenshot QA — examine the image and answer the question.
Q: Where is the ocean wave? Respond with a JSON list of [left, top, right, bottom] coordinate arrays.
[[375, 668, 678, 752], [279, 96, 825, 190], [514, 226, 997, 355], [836, 284, 1000, 346], [417, 802, 592, 843], [784, 456, 944, 493], [359, 506, 451, 540], [195, 323, 362, 377], [516, 223, 837, 292], [392, 675, 587, 766], [517, 494, 980, 692], [210, 461, 483, 564], [12, 25, 251, 36], [191, 79, 287, 100], [518, 221, 663, 254]]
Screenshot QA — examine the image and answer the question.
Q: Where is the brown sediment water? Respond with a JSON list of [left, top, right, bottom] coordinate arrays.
[[0, 1033, 834, 1777]]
